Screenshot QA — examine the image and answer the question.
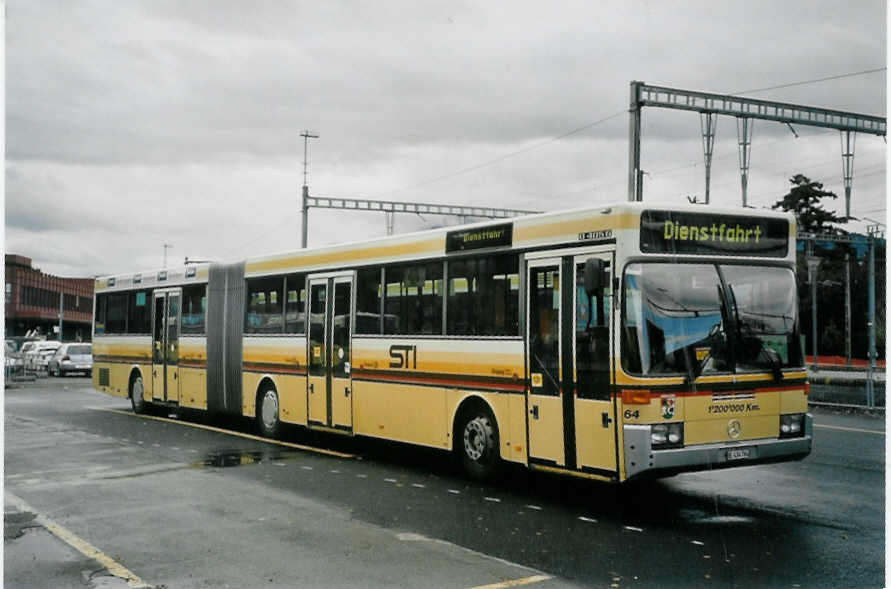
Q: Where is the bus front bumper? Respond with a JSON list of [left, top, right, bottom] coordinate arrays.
[[623, 414, 813, 481]]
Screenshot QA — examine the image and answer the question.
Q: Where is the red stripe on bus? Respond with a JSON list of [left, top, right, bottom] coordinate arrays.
[[352, 370, 526, 392], [242, 363, 306, 376]]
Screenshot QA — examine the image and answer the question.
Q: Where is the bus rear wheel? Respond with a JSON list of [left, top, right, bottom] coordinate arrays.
[[257, 387, 280, 439], [458, 407, 500, 481], [130, 375, 148, 414]]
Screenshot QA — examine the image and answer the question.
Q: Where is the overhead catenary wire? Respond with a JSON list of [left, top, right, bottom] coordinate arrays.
[[730, 67, 887, 96], [231, 69, 886, 255], [368, 110, 626, 200]]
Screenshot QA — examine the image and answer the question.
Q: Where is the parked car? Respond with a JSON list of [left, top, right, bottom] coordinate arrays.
[[5, 341, 25, 383], [19, 341, 38, 372], [24, 341, 62, 373], [6, 337, 39, 353], [48, 343, 93, 377]]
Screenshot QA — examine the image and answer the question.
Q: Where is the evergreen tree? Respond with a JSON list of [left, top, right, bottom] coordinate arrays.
[[772, 174, 848, 235]]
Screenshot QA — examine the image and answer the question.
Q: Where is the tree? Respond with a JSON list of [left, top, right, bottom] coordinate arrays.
[[772, 174, 848, 235], [773, 174, 852, 359]]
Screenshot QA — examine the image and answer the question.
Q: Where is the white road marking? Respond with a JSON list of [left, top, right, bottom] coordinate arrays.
[[524, 505, 542, 511], [412, 483, 426, 488], [301, 466, 313, 471], [578, 516, 598, 523], [624, 526, 643, 532], [385, 478, 398, 483], [6, 492, 150, 588], [356, 474, 367, 478], [448, 489, 462, 494], [484, 497, 501, 503], [396, 532, 550, 588], [814, 423, 885, 436], [692, 540, 705, 546], [469, 575, 552, 589], [92, 407, 356, 458]]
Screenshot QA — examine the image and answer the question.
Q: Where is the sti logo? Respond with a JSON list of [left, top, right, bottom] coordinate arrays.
[[389, 344, 417, 369]]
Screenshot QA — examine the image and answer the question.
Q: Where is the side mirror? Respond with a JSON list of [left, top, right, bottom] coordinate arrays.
[[583, 258, 604, 297]]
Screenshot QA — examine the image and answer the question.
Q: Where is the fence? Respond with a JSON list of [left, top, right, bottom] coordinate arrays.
[[798, 231, 885, 407]]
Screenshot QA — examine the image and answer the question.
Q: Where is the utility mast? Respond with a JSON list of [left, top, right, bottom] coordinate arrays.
[[300, 130, 319, 248]]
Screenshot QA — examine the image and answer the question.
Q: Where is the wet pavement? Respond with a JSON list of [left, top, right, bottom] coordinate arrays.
[[4, 378, 885, 588]]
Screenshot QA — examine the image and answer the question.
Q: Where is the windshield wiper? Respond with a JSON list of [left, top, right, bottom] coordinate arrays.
[[737, 318, 784, 383], [683, 346, 701, 385]]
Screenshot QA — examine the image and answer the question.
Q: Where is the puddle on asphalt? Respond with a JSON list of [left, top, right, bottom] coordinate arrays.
[[196, 449, 300, 468]]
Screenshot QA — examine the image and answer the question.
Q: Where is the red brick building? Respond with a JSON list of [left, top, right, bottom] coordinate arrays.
[[5, 255, 94, 341]]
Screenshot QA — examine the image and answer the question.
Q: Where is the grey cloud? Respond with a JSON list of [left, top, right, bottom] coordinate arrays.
[[8, 1, 885, 168], [4, 0, 885, 278]]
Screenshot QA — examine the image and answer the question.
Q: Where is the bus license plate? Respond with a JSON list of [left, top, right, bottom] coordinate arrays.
[[727, 447, 753, 461]]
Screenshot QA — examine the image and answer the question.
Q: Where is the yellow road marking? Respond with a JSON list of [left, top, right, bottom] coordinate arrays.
[[92, 407, 356, 458], [469, 575, 552, 589], [814, 423, 885, 436], [5, 492, 150, 588]]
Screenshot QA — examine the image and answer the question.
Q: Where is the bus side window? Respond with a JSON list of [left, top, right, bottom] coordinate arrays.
[[576, 261, 610, 400], [245, 276, 284, 334], [95, 294, 107, 335], [284, 274, 306, 334]]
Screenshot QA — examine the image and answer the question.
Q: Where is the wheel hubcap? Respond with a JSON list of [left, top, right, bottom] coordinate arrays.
[[463, 418, 489, 461], [262, 391, 278, 430], [133, 378, 143, 401]]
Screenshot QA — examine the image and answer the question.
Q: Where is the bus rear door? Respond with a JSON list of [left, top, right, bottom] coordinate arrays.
[[307, 272, 354, 431], [151, 288, 181, 403], [526, 251, 617, 478]]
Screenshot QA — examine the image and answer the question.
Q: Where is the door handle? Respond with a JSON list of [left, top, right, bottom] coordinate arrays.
[[530, 405, 539, 420], [308, 383, 314, 394], [602, 412, 613, 428], [345, 387, 350, 397]]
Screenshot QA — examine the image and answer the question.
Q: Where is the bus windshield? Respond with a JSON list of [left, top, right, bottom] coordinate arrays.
[[623, 262, 802, 377]]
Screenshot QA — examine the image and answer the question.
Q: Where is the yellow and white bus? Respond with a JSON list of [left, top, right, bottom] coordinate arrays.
[[92, 202, 812, 482]]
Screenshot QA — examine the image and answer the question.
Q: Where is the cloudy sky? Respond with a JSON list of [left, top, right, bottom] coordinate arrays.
[[5, 0, 887, 277]]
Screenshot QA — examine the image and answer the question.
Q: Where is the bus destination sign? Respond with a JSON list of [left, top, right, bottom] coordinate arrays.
[[640, 210, 789, 257], [446, 222, 513, 253]]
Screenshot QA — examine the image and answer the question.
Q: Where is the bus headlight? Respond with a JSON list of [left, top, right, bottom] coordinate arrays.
[[779, 413, 805, 438], [651, 423, 683, 449]]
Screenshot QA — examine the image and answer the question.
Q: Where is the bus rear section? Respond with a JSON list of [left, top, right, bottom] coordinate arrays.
[[618, 259, 812, 480]]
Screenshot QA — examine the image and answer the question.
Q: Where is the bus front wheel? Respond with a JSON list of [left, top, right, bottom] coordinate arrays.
[[130, 375, 147, 414], [458, 407, 500, 481]]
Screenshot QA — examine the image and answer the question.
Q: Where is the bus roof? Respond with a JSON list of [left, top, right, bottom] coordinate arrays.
[[95, 202, 795, 291]]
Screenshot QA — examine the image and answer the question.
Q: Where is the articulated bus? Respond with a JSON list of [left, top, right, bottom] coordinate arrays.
[[92, 202, 812, 482]]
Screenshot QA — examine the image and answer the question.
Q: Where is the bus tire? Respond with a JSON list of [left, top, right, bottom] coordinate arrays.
[[257, 385, 280, 439], [130, 374, 148, 414], [458, 405, 500, 481]]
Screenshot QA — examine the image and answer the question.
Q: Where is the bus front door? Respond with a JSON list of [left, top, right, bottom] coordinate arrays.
[[526, 259, 566, 465], [151, 289, 181, 403], [526, 252, 617, 477], [307, 273, 354, 431]]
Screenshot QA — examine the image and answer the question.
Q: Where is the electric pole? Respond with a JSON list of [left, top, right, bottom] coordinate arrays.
[[301, 130, 319, 249]]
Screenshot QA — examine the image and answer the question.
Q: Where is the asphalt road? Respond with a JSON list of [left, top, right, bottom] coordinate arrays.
[[4, 379, 886, 588]]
